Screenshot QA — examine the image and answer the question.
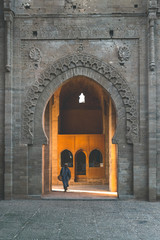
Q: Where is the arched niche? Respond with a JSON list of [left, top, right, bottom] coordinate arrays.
[[75, 150, 86, 177], [89, 149, 103, 167]]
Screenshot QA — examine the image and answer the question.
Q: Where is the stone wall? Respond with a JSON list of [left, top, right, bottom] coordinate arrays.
[[14, 0, 146, 14], [13, 13, 147, 199], [1, 0, 160, 200], [0, 1, 5, 200], [155, 18, 160, 199]]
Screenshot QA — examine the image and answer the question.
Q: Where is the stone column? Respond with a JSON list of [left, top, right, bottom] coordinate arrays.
[[149, 19, 156, 71], [4, 11, 14, 200], [148, 2, 157, 201]]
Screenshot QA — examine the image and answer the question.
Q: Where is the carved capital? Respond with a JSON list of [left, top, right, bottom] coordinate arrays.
[[4, 0, 12, 10], [148, 11, 157, 22], [148, 0, 158, 21], [148, 0, 157, 8]]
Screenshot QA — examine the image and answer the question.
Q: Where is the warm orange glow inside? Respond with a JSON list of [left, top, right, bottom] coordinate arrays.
[[109, 98, 117, 193], [49, 76, 118, 195], [52, 188, 118, 197]]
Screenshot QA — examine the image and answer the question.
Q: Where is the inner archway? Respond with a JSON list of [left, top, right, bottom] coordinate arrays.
[[45, 75, 117, 193]]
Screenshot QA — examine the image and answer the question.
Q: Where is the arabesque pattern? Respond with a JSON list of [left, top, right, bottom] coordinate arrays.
[[23, 54, 138, 144]]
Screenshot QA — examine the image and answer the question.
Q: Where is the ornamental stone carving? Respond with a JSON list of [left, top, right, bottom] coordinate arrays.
[[29, 47, 41, 61], [64, 0, 91, 13], [118, 46, 131, 64], [4, 0, 12, 9], [22, 53, 138, 144], [148, 0, 157, 8], [76, 43, 84, 53]]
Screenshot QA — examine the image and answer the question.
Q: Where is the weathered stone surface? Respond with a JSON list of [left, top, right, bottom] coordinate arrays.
[[14, 0, 147, 14], [0, 1, 5, 200], [1, 200, 160, 240]]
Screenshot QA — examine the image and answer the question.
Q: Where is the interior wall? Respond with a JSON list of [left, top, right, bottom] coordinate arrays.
[[109, 99, 117, 192], [57, 134, 105, 184], [61, 109, 102, 134], [51, 90, 60, 186], [59, 76, 103, 134]]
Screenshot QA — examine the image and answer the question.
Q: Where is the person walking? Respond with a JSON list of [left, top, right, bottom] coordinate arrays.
[[60, 163, 71, 192]]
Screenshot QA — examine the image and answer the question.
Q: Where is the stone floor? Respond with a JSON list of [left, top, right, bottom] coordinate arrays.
[[1, 199, 160, 240], [52, 184, 110, 191], [45, 184, 117, 200]]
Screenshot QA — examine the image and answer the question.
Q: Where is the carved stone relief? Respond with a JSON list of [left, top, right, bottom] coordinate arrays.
[[64, 0, 92, 13], [29, 47, 42, 69], [29, 47, 41, 61], [22, 53, 138, 144], [118, 46, 131, 65], [21, 0, 32, 9], [4, 0, 12, 9], [76, 43, 84, 53], [148, 0, 157, 8]]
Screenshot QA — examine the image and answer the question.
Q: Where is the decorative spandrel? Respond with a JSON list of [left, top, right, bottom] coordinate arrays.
[[22, 53, 138, 144]]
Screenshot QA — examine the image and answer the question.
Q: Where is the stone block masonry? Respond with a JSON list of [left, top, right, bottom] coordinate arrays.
[[0, 1, 5, 200], [0, 0, 160, 201]]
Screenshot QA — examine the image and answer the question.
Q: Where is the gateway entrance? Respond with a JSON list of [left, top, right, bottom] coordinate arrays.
[[46, 75, 117, 192]]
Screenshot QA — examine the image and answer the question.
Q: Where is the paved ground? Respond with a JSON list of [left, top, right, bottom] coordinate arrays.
[[1, 199, 160, 240]]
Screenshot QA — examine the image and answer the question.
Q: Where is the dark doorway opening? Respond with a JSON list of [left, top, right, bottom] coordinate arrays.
[[61, 150, 73, 167], [75, 151, 86, 181]]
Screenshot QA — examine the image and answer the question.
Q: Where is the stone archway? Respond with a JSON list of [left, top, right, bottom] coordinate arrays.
[[51, 75, 118, 192], [22, 53, 139, 198]]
